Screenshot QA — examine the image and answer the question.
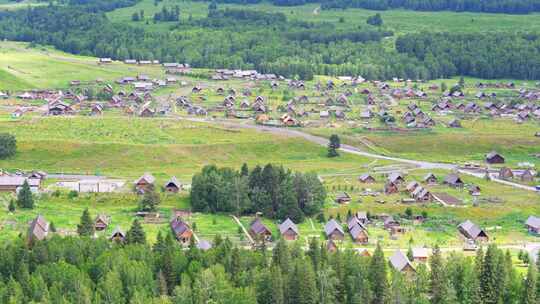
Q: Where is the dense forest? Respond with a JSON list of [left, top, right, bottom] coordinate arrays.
[[190, 164, 326, 222], [0, 0, 539, 80], [0, 232, 538, 304]]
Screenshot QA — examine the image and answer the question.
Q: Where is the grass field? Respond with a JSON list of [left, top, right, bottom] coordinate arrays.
[[0, 42, 164, 90], [0, 113, 381, 180], [107, 0, 540, 35]]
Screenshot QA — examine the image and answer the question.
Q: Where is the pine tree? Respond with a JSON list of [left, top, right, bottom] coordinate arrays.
[[407, 246, 414, 262], [17, 180, 34, 209], [522, 263, 537, 304], [126, 219, 146, 244], [327, 134, 340, 157], [240, 163, 249, 176], [138, 185, 160, 211], [369, 243, 388, 304], [430, 245, 447, 304], [481, 245, 501, 304], [8, 199, 15, 212], [76, 208, 94, 236]]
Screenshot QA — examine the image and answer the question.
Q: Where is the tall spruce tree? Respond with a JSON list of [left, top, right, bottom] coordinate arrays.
[[327, 134, 341, 157], [76, 208, 94, 236], [369, 243, 388, 304], [126, 219, 146, 244], [17, 180, 34, 209], [523, 263, 537, 304], [430, 245, 447, 304]]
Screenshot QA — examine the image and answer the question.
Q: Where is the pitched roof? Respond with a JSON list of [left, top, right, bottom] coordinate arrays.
[[29, 215, 49, 241], [389, 250, 414, 272], [278, 218, 299, 235], [444, 174, 463, 185], [250, 218, 271, 235], [458, 220, 485, 239], [349, 224, 368, 239], [388, 172, 404, 183], [0, 176, 40, 187], [110, 226, 125, 239], [135, 172, 155, 185], [165, 176, 181, 188], [171, 217, 191, 235], [325, 219, 344, 236], [526, 216, 540, 229]]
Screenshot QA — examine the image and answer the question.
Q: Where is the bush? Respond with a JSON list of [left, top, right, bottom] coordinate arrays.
[[68, 190, 79, 199], [0, 133, 16, 159]]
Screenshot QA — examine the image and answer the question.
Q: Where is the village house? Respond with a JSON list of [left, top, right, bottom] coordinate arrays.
[[278, 218, 299, 241], [94, 214, 110, 231], [99, 58, 112, 64], [48, 101, 74, 116], [0, 176, 40, 193], [91, 104, 103, 116], [164, 176, 182, 193], [521, 169, 535, 182], [28, 215, 49, 243], [423, 173, 438, 185], [448, 119, 462, 128], [406, 181, 420, 193], [358, 173, 376, 183], [249, 218, 272, 242], [109, 227, 126, 243], [499, 167, 514, 180], [526, 216, 540, 234], [134, 173, 155, 192], [349, 223, 369, 244], [468, 185, 481, 196], [388, 172, 405, 184], [458, 220, 489, 242], [443, 174, 464, 188], [170, 217, 193, 244], [486, 151, 505, 164], [356, 211, 369, 225], [412, 248, 429, 262], [384, 181, 399, 195], [389, 250, 415, 274], [383, 216, 400, 230], [335, 192, 352, 204], [325, 219, 345, 241]]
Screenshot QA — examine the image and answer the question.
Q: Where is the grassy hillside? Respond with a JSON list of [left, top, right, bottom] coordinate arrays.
[[0, 42, 163, 90], [0, 114, 381, 179]]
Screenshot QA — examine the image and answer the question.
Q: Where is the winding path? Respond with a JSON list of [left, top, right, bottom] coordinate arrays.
[[181, 116, 538, 192]]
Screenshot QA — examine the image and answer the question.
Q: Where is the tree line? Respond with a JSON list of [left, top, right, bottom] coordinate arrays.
[[0, 1, 538, 80], [320, 0, 540, 14], [190, 163, 326, 222], [1, 231, 539, 304], [201, 0, 540, 13]]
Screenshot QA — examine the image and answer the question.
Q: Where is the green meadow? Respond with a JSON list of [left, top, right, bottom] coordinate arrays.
[[0, 114, 380, 180]]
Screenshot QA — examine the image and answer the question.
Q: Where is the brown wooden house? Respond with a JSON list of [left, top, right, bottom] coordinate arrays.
[[458, 220, 489, 242], [109, 226, 126, 243], [486, 151, 505, 164], [170, 217, 193, 244], [28, 215, 49, 243], [94, 214, 110, 231], [164, 176, 182, 193], [134, 173, 155, 192], [278, 218, 299, 241], [325, 219, 345, 241], [249, 218, 272, 242]]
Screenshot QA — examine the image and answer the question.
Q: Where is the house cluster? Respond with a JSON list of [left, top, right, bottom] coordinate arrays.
[[0, 170, 45, 193], [134, 173, 183, 194], [212, 69, 281, 81], [116, 74, 178, 92], [163, 63, 191, 74], [485, 151, 537, 183], [401, 103, 435, 128]]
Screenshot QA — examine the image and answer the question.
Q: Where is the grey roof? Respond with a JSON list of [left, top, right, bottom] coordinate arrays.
[[29, 215, 49, 241], [0, 176, 40, 187], [358, 174, 375, 182], [349, 224, 368, 239], [486, 151, 503, 160], [197, 239, 212, 251], [279, 218, 299, 235], [389, 250, 414, 272], [135, 172, 155, 185], [110, 226, 125, 239], [356, 211, 368, 220], [325, 219, 344, 236], [526, 216, 540, 229], [250, 218, 271, 235], [165, 176, 181, 188], [388, 172, 404, 183], [423, 173, 437, 181], [458, 220, 484, 239], [444, 174, 463, 185]]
